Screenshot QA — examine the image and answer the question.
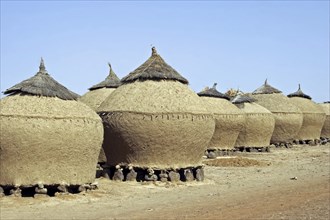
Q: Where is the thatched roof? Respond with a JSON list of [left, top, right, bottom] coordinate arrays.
[[89, 62, 121, 90], [3, 58, 79, 100], [252, 79, 282, 94], [231, 94, 257, 104], [287, 84, 312, 100], [121, 47, 189, 84], [197, 83, 230, 100]]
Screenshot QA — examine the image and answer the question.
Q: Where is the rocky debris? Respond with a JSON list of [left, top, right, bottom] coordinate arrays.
[[145, 168, 158, 181], [293, 139, 300, 145], [320, 137, 330, 145], [273, 142, 293, 148], [168, 171, 181, 182], [96, 164, 103, 178], [235, 146, 271, 153], [308, 140, 317, 146], [159, 170, 169, 182], [35, 183, 47, 195], [184, 169, 194, 181], [57, 184, 69, 193], [105, 165, 204, 182], [9, 187, 21, 197], [0, 182, 98, 197], [78, 184, 91, 192], [195, 168, 204, 181], [112, 165, 124, 181], [0, 186, 4, 197], [101, 164, 111, 179], [207, 151, 217, 159], [126, 166, 137, 181]]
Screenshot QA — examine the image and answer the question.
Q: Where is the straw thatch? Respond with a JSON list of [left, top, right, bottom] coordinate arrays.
[[79, 63, 121, 163], [121, 47, 189, 84], [231, 94, 256, 104], [225, 88, 245, 99], [319, 102, 330, 138], [89, 63, 121, 90], [97, 48, 215, 169], [232, 95, 275, 147], [252, 79, 282, 94], [251, 80, 303, 143], [0, 60, 103, 186], [197, 83, 230, 100], [198, 84, 245, 150], [79, 63, 120, 110], [4, 58, 79, 100], [287, 84, 312, 100], [287, 85, 326, 140]]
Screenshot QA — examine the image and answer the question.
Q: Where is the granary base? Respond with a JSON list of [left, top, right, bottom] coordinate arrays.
[[205, 147, 271, 159], [96, 164, 204, 182], [293, 139, 323, 146], [320, 137, 330, 145], [0, 182, 98, 197]]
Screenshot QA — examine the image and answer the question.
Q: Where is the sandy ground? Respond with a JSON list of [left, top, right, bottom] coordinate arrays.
[[1, 144, 329, 220]]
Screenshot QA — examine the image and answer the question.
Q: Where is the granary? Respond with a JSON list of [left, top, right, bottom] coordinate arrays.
[[251, 80, 303, 146], [97, 47, 215, 181], [287, 85, 326, 143], [79, 62, 121, 110], [197, 83, 245, 157], [319, 102, 330, 140], [79, 63, 121, 164], [231, 94, 275, 152], [0, 59, 103, 196]]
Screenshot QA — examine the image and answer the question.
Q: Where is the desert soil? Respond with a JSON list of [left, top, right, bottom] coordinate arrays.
[[1, 143, 329, 220]]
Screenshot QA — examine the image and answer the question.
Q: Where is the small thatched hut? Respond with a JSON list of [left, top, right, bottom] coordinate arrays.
[[79, 63, 121, 110], [319, 102, 330, 139], [197, 83, 245, 151], [251, 80, 303, 144], [287, 85, 326, 141], [79, 63, 121, 163], [97, 47, 215, 179], [0, 59, 103, 187], [232, 95, 275, 149]]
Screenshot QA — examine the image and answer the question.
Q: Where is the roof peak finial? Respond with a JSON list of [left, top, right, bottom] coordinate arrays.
[[298, 83, 301, 90], [264, 78, 268, 85], [39, 57, 47, 73], [212, 83, 217, 89], [151, 46, 158, 56], [108, 62, 112, 70]]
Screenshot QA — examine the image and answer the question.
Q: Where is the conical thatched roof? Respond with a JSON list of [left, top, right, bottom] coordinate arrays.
[[252, 79, 282, 94], [287, 84, 312, 100], [89, 63, 121, 90], [121, 47, 189, 84], [231, 95, 257, 104], [3, 58, 79, 100], [197, 83, 230, 100]]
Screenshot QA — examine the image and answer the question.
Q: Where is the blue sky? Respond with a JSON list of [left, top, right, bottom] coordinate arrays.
[[1, 1, 329, 102]]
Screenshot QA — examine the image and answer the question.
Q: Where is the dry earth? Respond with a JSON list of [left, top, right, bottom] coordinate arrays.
[[1, 144, 329, 220]]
